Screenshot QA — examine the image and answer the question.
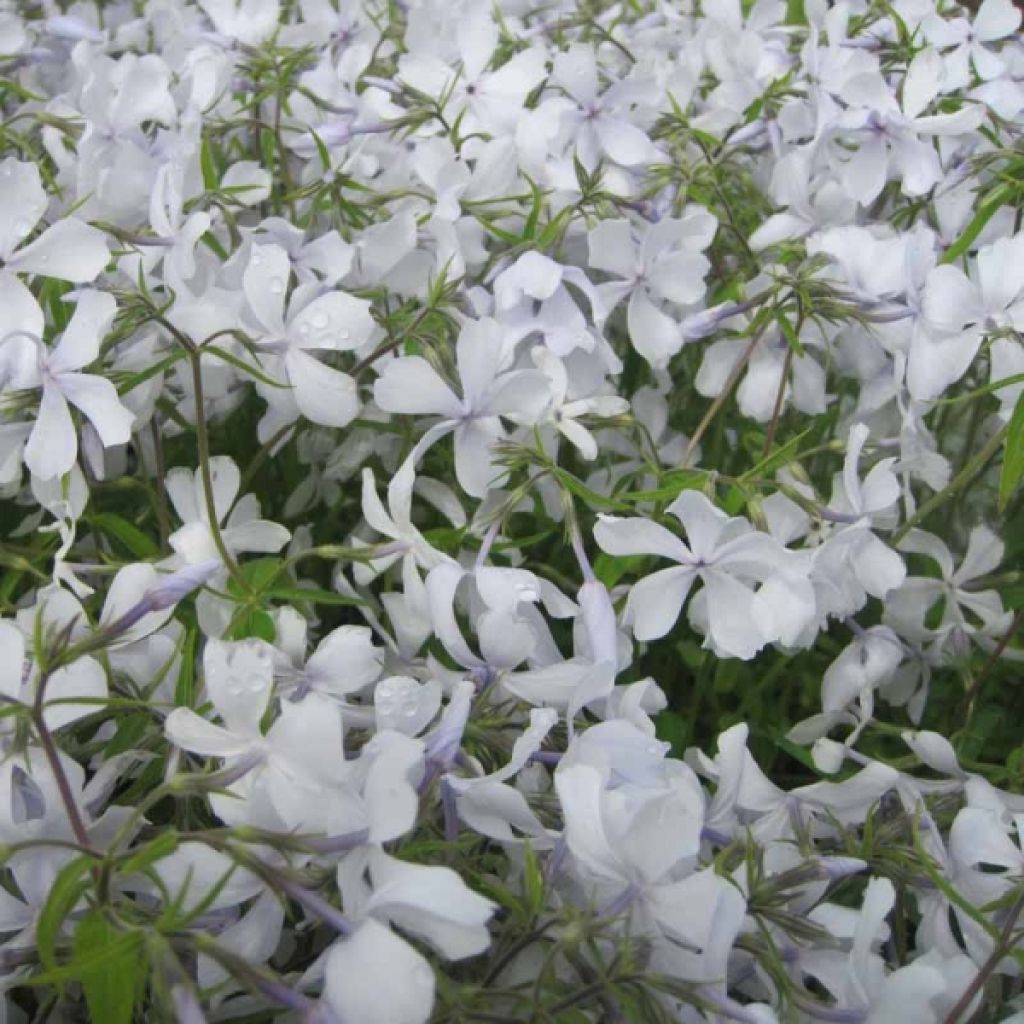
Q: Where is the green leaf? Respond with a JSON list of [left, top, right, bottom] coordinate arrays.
[[38, 855, 94, 972], [774, 310, 804, 355], [227, 557, 285, 597], [654, 710, 689, 754], [739, 426, 813, 483], [117, 831, 179, 877], [175, 623, 198, 708], [522, 841, 545, 917], [72, 911, 141, 1024], [521, 176, 544, 241], [619, 469, 706, 503], [999, 391, 1024, 512], [551, 467, 629, 512], [267, 586, 367, 608], [116, 351, 184, 396], [203, 344, 289, 388], [936, 371, 1024, 407], [940, 182, 1016, 266], [593, 552, 647, 589], [200, 137, 219, 191], [25, 929, 143, 988], [535, 206, 575, 250], [88, 513, 160, 559], [227, 607, 276, 643], [105, 712, 150, 757], [772, 734, 817, 772]]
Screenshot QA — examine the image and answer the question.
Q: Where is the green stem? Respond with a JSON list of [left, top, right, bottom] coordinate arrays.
[[31, 671, 95, 853], [187, 349, 249, 591], [891, 424, 1007, 544], [145, 304, 250, 592], [682, 320, 768, 467]]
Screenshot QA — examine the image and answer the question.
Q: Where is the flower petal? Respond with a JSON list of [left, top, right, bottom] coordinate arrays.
[[24, 384, 77, 480], [625, 565, 695, 642], [324, 921, 435, 1024], [57, 372, 135, 448], [9, 219, 110, 282], [373, 357, 461, 418], [284, 348, 359, 428]]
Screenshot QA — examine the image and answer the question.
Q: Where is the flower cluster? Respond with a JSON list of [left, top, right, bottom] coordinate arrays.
[[1, 0, 1023, 1020]]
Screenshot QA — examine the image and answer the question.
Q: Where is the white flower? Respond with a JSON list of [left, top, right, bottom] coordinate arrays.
[[923, 0, 1022, 90], [166, 455, 290, 566], [0, 619, 107, 732], [811, 424, 906, 618], [165, 639, 365, 833], [397, 7, 546, 139], [0, 159, 110, 283], [373, 317, 549, 497], [802, 878, 946, 1022], [0, 285, 133, 480], [835, 50, 984, 204], [696, 326, 827, 424], [821, 625, 904, 716], [338, 848, 496, 959], [548, 44, 659, 170], [324, 847, 496, 1024], [323, 919, 434, 1024], [243, 243, 375, 431], [749, 150, 856, 250], [587, 209, 717, 368], [493, 251, 610, 362], [909, 234, 1024, 401], [198, 0, 280, 45], [885, 527, 1012, 645], [594, 490, 814, 658], [531, 347, 627, 461]]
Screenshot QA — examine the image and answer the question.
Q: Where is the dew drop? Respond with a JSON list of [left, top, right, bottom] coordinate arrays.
[[310, 310, 330, 329], [14, 219, 30, 238], [337, 327, 350, 341], [269, 277, 284, 294], [375, 678, 399, 716]]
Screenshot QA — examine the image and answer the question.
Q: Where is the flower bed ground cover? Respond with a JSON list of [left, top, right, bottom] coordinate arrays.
[[1, 0, 1024, 1021]]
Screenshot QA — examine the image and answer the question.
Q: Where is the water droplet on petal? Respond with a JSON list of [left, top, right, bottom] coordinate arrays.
[[311, 311, 329, 329], [14, 219, 30, 238], [375, 678, 400, 717]]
